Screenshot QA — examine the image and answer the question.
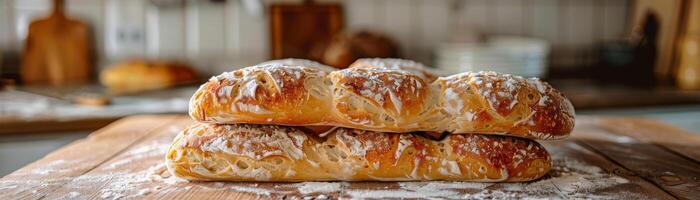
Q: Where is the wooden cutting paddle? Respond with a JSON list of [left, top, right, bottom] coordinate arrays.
[[269, 1, 343, 61], [21, 0, 92, 86]]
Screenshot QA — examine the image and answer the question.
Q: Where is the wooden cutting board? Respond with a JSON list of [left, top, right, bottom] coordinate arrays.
[[21, 0, 91, 85], [1, 115, 699, 199], [269, 3, 343, 60]]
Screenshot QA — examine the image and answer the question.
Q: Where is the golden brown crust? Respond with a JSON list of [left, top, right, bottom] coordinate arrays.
[[330, 66, 430, 127], [190, 64, 334, 125], [165, 124, 551, 182], [434, 72, 575, 139], [189, 58, 575, 140]]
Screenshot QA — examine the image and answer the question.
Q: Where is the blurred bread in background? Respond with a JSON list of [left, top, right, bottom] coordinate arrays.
[[99, 60, 198, 94], [317, 31, 399, 68]]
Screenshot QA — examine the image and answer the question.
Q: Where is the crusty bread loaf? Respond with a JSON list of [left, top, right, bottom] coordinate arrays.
[[189, 58, 574, 140], [100, 59, 198, 93], [165, 123, 551, 182]]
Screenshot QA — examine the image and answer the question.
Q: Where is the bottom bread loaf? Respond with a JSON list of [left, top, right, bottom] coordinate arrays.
[[165, 124, 551, 182]]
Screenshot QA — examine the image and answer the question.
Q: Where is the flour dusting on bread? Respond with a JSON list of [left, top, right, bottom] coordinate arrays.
[[185, 125, 307, 160], [190, 59, 574, 140]]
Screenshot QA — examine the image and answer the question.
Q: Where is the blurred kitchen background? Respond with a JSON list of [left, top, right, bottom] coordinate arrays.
[[2, 0, 700, 176]]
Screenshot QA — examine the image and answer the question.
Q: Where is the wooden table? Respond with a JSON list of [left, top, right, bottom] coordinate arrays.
[[1, 115, 698, 199]]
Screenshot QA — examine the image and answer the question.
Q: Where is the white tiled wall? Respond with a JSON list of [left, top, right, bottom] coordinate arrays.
[[0, 0, 631, 75], [105, 0, 146, 58], [0, 1, 13, 51], [147, 5, 187, 58]]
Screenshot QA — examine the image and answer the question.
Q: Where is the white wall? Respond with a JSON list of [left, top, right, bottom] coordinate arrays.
[[0, 0, 631, 75]]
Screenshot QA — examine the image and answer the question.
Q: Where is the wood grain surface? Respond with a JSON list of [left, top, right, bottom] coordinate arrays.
[[0, 115, 698, 199]]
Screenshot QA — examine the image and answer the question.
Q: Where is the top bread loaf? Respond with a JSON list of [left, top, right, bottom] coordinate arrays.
[[189, 58, 575, 140]]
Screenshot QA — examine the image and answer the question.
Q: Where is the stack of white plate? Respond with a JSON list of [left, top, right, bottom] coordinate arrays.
[[435, 36, 550, 78]]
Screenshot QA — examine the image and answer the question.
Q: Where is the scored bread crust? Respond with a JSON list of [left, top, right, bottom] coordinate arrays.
[[165, 123, 551, 182], [189, 58, 575, 140]]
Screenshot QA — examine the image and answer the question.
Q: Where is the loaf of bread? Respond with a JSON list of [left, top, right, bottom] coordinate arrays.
[[100, 59, 198, 93], [189, 58, 574, 140], [165, 123, 551, 182], [319, 31, 400, 68]]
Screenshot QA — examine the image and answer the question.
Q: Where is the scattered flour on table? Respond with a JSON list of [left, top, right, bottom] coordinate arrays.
[[82, 163, 176, 200], [104, 141, 170, 170], [223, 182, 347, 197], [0, 185, 19, 190], [228, 184, 272, 196], [30, 160, 75, 175], [53, 191, 82, 200], [68, 191, 80, 197], [0, 140, 186, 200], [297, 182, 345, 194], [346, 182, 487, 199]]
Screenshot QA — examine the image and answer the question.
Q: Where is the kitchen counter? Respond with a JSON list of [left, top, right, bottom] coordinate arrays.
[[553, 79, 700, 110], [0, 85, 195, 134], [580, 105, 700, 133]]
